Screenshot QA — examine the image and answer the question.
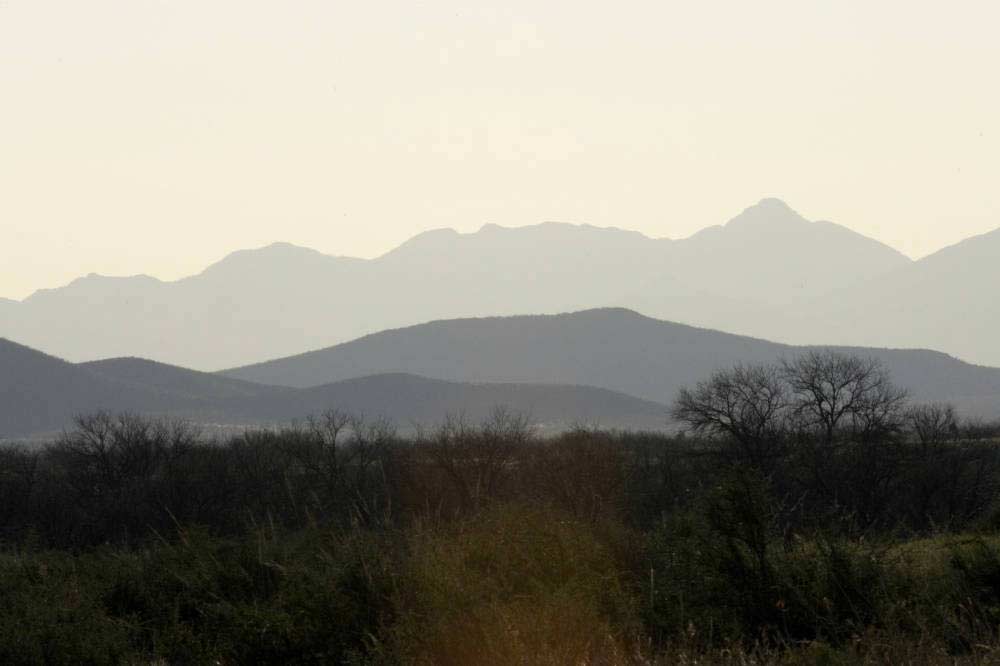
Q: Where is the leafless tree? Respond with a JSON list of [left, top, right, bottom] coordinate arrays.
[[907, 403, 959, 451], [671, 363, 789, 469], [287, 409, 353, 489], [524, 427, 626, 522], [51, 412, 199, 542], [339, 414, 398, 526], [423, 407, 532, 513], [777, 352, 908, 530], [0, 444, 39, 540], [782, 351, 908, 446]]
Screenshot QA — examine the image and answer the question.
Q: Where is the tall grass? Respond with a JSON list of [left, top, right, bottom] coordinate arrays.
[[5, 412, 1000, 663]]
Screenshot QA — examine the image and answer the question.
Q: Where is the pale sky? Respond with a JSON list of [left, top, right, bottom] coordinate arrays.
[[2, 0, 998, 300]]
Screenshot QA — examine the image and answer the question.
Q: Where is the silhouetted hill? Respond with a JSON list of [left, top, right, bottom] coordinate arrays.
[[1, 199, 913, 369], [0, 339, 198, 437], [242, 373, 668, 431], [222, 309, 1000, 416], [0, 339, 667, 437], [79, 357, 669, 430], [80, 357, 283, 401]]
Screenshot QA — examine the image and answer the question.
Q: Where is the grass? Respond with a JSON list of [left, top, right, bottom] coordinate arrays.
[[6, 412, 1000, 663], [5, 508, 1000, 664]]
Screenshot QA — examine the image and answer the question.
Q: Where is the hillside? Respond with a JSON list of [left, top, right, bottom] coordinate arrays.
[[660, 198, 911, 307], [777, 227, 1000, 367], [223, 308, 1000, 415], [0, 339, 198, 437], [80, 357, 282, 401], [241, 373, 668, 431], [0, 339, 668, 437]]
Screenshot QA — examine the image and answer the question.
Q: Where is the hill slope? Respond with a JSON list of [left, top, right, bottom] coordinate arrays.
[[78, 357, 669, 430], [222, 308, 1000, 415], [0, 339, 208, 437], [80, 357, 281, 401], [242, 374, 668, 431], [778, 227, 1000, 367], [0, 339, 668, 437]]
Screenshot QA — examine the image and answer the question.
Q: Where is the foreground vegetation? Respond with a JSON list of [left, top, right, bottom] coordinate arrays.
[[4, 352, 1000, 664]]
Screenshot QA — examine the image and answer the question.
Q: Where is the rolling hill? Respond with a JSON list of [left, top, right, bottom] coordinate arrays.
[[0, 339, 669, 438], [0, 339, 211, 437], [80, 357, 282, 401], [222, 308, 1000, 416], [238, 374, 668, 432], [6, 302, 1000, 438]]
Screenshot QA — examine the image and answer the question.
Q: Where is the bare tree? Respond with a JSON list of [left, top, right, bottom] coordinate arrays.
[[340, 414, 398, 526], [423, 407, 532, 513], [51, 412, 199, 543], [0, 445, 39, 541], [290, 409, 354, 492], [671, 363, 789, 469], [778, 352, 909, 530], [782, 351, 908, 446], [524, 427, 626, 522], [907, 403, 959, 451]]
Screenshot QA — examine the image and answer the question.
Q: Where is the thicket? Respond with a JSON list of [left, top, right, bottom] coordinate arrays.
[[3, 353, 1000, 664]]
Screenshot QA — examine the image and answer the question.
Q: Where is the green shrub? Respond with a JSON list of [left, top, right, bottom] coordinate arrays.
[[0, 552, 133, 665]]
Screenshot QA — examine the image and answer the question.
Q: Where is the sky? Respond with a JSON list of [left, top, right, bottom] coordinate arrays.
[[1, 0, 998, 300]]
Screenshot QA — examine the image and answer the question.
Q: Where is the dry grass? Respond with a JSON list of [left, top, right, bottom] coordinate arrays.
[[389, 503, 639, 665]]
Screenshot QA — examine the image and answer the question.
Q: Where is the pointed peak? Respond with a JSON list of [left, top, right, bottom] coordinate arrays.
[[726, 198, 807, 229]]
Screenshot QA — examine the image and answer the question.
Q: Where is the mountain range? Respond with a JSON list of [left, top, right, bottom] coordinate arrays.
[[5, 198, 995, 369], [4, 307, 999, 438]]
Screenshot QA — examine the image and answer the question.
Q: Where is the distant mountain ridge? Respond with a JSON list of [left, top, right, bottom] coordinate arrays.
[[762, 226, 1000, 366], [2, 198, 997, 367], [5, 306, 1000, 438], [0, 339, 218, 437], [222, 308, 1000, 417], [80, 357, 281, 401], [0, 339, 668, 438]]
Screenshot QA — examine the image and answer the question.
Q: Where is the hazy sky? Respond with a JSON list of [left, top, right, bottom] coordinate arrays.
[[2, 1, 998, 300]]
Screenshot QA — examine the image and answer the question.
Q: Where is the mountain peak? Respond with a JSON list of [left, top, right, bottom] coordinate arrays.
[[199, 242, 344, 277], [726, 197, 807, 229], [233, 241, 327, 259], [755, 197, 794, 210]]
